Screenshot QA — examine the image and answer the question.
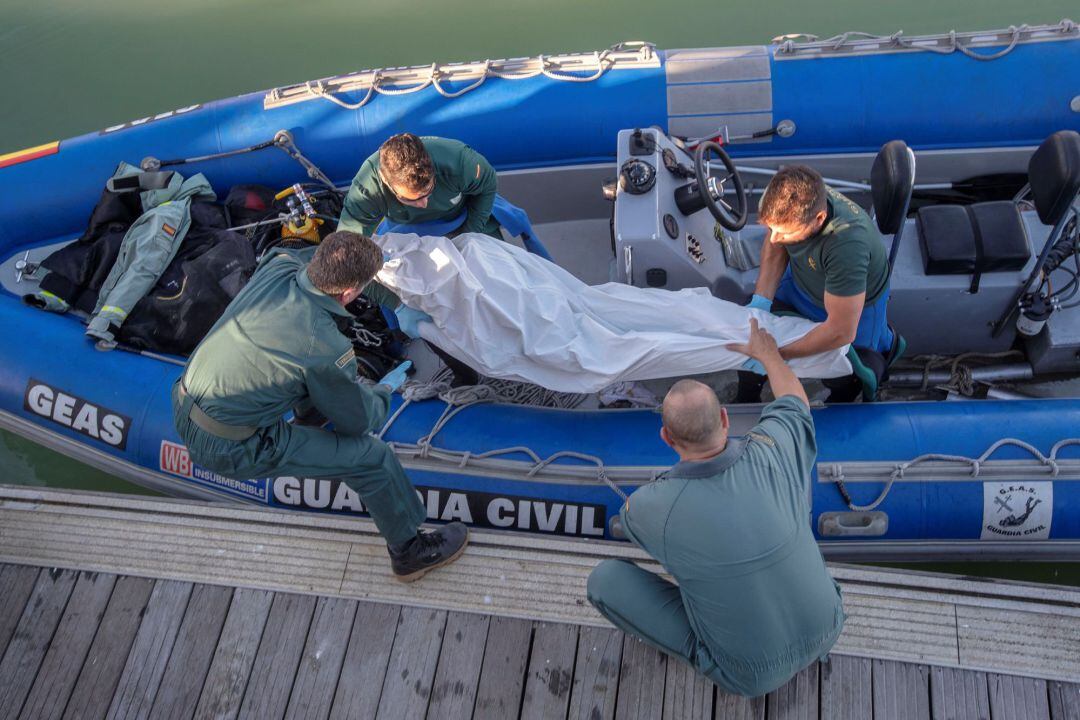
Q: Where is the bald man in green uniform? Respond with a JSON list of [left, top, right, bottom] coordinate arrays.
[[587, 319, 844, 697], [172, 231, 468, 582], [338, 132, 500, 239]]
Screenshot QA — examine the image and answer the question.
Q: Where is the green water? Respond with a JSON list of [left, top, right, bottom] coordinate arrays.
[[2, 0, 1079, 584]]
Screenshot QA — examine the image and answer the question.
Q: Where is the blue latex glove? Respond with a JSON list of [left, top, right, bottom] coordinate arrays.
[[741, 357, 766, 375], [378, 360, 412, 391], [394, 305, 433, 339], [746, 294, 773, 312]]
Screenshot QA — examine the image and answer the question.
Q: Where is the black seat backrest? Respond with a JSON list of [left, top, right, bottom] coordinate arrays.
[[871, 140, 916, 235], [1029, 130, 1080, 227]]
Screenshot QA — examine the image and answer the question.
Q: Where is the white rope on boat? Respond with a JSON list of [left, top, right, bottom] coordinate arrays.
[[773, 19, 1077, 59], [269, 41, 656, 110], [377, 369, 631, 501], [834, 436, 1080, 511]]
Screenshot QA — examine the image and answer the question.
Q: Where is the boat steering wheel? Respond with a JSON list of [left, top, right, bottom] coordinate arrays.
[[694, 141, 748, 231]]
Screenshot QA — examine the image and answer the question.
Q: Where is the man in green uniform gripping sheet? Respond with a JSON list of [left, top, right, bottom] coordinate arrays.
[[587, 319, 845, 697], [172, 230, 468, 582], [338, 132, 501, 239]]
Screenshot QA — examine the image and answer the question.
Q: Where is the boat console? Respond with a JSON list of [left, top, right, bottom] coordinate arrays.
[[612, 127, 763, 303]]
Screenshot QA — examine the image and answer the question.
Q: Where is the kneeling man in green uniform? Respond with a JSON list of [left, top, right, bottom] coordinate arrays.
[[587, 319, 844, 697], [338, 132, 500, 239], [172, 231, 468, 582]]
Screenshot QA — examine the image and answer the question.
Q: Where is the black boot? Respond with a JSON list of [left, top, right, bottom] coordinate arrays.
[[388, 522, 469, 582], [823, 374, 864, 403], [734, 370, 767, 404], [426, 341, 480, 387]]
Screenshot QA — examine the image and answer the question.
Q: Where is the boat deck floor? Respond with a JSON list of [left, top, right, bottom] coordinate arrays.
[[1, 485, 1079, 719]]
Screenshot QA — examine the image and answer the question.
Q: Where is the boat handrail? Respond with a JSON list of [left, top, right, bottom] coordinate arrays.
[[823, 437, 1080, 511], [264, 41, 660, 110], [773, 19, 1077, 59]]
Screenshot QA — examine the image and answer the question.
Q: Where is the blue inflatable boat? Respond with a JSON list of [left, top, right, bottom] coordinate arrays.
[[2, 21, 1080, 561]]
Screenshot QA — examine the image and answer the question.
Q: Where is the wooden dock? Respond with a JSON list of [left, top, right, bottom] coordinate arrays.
[[1, 485, 1079, 719]]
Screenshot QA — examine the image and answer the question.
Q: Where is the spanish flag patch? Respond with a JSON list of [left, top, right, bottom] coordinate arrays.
[[0, 141, 60, 170]]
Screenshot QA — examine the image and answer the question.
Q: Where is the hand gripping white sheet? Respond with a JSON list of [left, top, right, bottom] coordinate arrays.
[[375, 232, 852, 393]]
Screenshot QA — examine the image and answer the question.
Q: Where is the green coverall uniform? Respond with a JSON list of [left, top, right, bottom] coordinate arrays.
[[338, 136, 500, 238], [587, 396, 845, 697], [171, 246, 425, 546]]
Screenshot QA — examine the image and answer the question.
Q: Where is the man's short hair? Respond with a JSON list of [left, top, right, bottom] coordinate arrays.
[[662, 379, 723, 446], [758, 165, 828, 227], [306, 231, 382, 295], [379, 133, 435, 192]]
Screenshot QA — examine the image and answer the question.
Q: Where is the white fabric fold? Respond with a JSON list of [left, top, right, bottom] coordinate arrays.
[[375, 232, 851, 393]]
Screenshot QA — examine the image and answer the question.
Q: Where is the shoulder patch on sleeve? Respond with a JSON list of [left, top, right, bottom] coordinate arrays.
[[335, 349, 355, 369], [162, 222, 177, 237], [747, 431, 776, 447]]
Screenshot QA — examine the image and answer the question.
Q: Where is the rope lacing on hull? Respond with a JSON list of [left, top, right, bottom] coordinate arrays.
[[773, 19, 1077, 59], [831, 437, 1080, 512], [377, 371, 633, 501], [272, 41, 657, 111]]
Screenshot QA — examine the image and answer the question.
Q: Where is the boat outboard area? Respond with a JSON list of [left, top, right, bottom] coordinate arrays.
[[1, 21, 1080, 562]]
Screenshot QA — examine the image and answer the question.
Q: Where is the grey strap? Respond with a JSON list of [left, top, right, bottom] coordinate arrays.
[[179, 381, 257, 442]]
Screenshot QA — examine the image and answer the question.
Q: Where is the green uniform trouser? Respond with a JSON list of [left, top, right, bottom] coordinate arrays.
[[172, 382, 425, 546], [587, 559, 801, 696]]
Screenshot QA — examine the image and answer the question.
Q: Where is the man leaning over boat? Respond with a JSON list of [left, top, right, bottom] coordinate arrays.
[[171, 230, 468, 582], [337, 131, 553, 386], [587, 319, 844, 697], [738, 165, 901, 403]]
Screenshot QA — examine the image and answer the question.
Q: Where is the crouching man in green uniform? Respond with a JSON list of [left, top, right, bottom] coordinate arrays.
[[587, 319, 844, 697], [172, 231, 468, 582], [338, 132, 500, 239]]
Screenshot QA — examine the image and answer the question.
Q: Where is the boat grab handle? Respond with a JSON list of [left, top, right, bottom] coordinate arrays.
[[818, 511, 889, 537]]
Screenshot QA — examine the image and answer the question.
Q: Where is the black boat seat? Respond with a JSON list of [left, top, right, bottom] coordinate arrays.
[[916, 201, 1032, 293], [871, 140, 916, 278]]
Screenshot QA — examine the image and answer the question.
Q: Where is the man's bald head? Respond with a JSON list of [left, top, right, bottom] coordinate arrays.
[[661, 380, 726, 449]]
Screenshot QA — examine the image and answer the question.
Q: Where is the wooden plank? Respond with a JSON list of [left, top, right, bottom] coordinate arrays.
[[284, 597, 358, 720], [987, 674, 1050, 720], [1048, 681, 1080, 720], [328, 602, 401, 720], [929, 666, 990, 720], [106, 579, 194, 720], [663, 659, 713, 720], [958, 606, 1080, 682], [714, 691, 765, 720], [766, 662, 819, 720], [614, 636, 667, 720], [18, 571, 116, 720], [149, 583, 234, 720], [567, 625, 622, 720], [473, 616, 533, 720], [0, 567, 77, 720], [820, 655, 871, 720], [236, 592, 317, 720], [61, 575, 155, 720], [193, 588, 274, 720], [425, 611, 489, 720], [0, 566, 39, 660], [374, 606, 447, 719], [872, 660, 930, 720], [520, 621, 578, 720]]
